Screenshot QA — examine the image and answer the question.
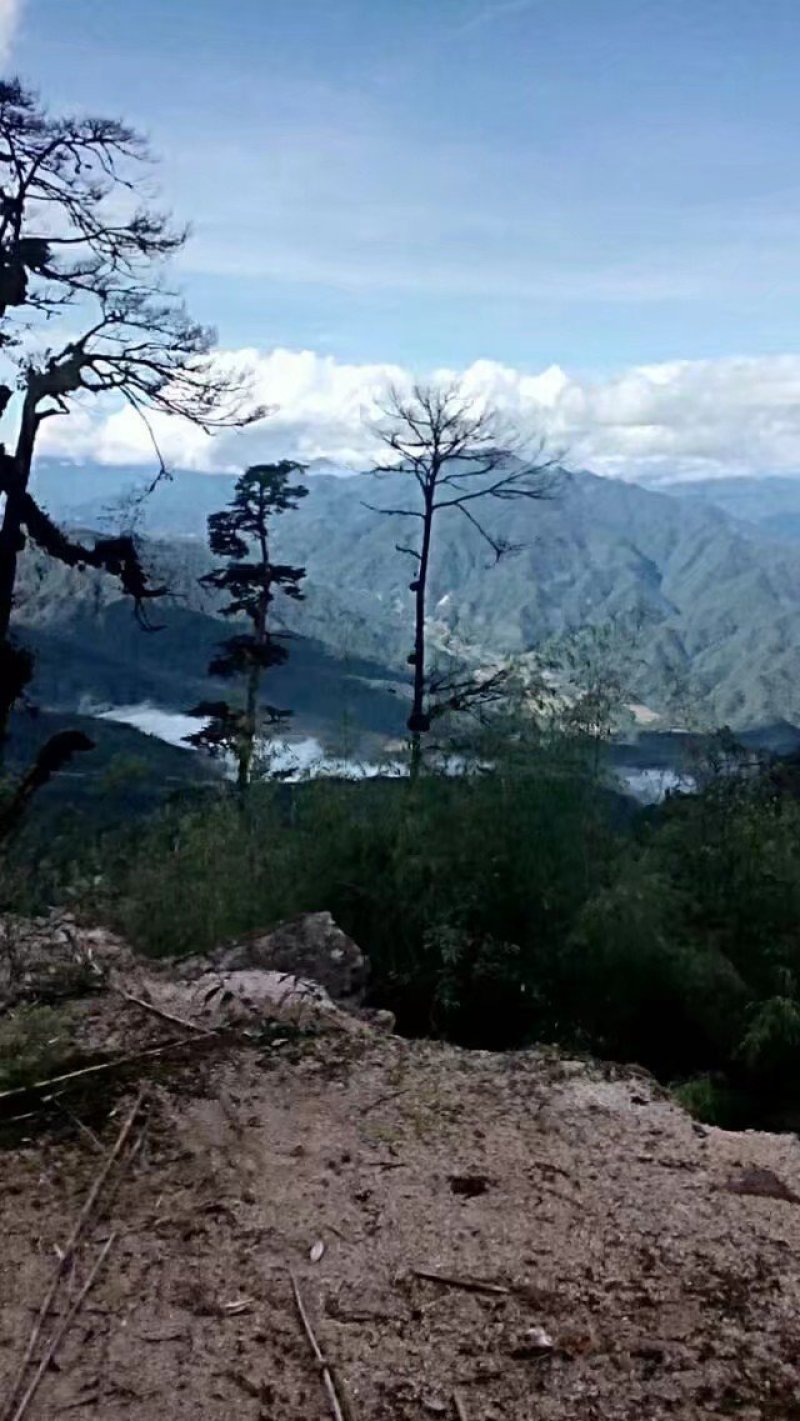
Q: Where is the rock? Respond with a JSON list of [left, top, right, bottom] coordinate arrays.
[[191, 968, 333, 1023], [134, 962, 375, 1038], [216, 912, 368, 1004]]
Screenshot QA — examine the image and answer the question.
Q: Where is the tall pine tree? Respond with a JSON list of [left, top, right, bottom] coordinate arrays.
[[188, 462, 308, 788]]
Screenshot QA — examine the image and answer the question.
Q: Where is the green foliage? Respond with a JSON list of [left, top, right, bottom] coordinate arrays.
[[0, 1004, 77, 1092], [673, 1075, 741, 1129], [14, 712, 800, 1130], [95, 740, 616, 1045], [739, 996, 800, 1080], [188, 462, 309, 787]]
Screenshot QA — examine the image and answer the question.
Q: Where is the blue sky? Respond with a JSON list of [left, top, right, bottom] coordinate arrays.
[[13, 0, 800, 373], [10, 0, 800, 481]]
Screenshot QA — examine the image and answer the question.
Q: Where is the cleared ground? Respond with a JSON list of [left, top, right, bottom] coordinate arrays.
[[3, 985, 800, 1421]]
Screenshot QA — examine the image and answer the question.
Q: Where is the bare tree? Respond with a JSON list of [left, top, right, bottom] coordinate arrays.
[[0, 79, 264, 758], [368, 379, 558, 775]]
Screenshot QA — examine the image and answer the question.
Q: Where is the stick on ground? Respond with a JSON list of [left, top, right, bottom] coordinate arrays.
[[289, 1270, 347, 1421], [453, 1389, 470, 1421], [9, 1233, 117, 1421], [0, 1035, 214, 1110], [0, 1090, 145, 1421], [411, 1268, 509, 1297], [115, 986, 213, 1036], [360, 1087, 411, 1116]]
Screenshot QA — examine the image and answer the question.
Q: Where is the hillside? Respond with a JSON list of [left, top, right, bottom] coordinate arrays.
[[19, 462, 800, 730], [274, 469, 800, 729], [13, 533, 408, 750], [656, 474, 800, 544]]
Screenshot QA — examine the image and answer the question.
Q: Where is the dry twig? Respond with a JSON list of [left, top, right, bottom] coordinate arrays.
[[289, 1270, 347, 1421], [453, 1391, 470, 1421], [115, 986, 213, 1036], [9, 1234, 117, 1421], [411, 1268, 509, 1297], [53, 1096, 103, 1153], [0, 1034, 214, 1109], [1, 1091, 145, 1421], [360, 1087, 411, 1116]]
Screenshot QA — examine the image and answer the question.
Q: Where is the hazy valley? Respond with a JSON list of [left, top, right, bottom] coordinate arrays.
[[24, 459, 800, 749]]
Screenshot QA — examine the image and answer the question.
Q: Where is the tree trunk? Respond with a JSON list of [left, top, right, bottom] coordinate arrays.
[[409, 496, 434, 778], [0, 471, 23, 641], [238, 651, 261, 791], [238, 518, 271, 792], [0, 394, 38, 743]]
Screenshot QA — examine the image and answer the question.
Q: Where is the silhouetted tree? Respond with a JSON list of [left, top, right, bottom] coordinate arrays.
[[187, 462, 308, 789], [368, 380, 557, 775], [0, 78, 264, 760]]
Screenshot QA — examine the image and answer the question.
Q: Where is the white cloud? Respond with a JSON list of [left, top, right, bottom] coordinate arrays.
[[0, 0, 22, 61], [36, 348, 800, 482], [456, 0, 543, 36]]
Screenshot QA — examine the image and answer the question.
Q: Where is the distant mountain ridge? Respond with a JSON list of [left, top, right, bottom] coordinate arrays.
[[652, 474, 800, 544], [20, 460, 800, 731]]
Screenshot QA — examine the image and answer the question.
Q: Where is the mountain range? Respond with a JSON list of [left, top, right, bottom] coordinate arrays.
[[653, 475, 800, 544], [18, 460, 800, 735]]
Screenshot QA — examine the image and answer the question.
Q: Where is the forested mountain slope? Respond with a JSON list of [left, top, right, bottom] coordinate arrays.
[[20, 464, 800, 729]]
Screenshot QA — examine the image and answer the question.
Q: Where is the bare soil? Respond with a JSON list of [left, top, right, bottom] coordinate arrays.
[[4, 999, 800, 1421]]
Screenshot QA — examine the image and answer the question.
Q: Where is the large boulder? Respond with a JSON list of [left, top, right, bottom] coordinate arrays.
[[209, 912, 368, 1005]]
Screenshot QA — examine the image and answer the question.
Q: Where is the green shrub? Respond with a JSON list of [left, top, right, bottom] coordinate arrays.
[[673, 1074, 741, 1128], [23, 731, 800, 1129], [93, 745, 618, 1043], [0, 1004, 78, 1092], [739, 995, 800, 1081]]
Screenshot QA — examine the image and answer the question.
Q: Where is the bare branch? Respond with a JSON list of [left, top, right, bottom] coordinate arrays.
[[454, 500, 524, 563], [395, 542, 422, 562], [361, 500, 424, 518], [362, 376, 562, 773]]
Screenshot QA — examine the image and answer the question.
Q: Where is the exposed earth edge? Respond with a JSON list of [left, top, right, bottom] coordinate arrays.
[[2, 924, 800, 1418]]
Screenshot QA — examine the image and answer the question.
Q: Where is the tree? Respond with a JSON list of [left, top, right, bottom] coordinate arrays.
[[0, 79, 263, 752], [368, 380, 557, 775], [187, 462, 308, 790]]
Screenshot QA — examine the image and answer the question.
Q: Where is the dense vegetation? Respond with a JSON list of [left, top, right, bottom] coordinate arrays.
[[8, 726, 800, 1131]]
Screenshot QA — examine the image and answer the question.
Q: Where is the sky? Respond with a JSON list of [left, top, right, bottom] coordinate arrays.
[[7, 0, 800, 479]]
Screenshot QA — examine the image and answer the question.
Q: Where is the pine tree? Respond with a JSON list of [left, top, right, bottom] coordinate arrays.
[[188, 462, 308, 788]]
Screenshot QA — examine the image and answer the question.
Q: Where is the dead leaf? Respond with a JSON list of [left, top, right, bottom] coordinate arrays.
[[220, 1297, 254, 1315], [310, 1239, 326, 1263]]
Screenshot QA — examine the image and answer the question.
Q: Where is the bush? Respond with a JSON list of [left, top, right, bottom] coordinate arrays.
[[673, 1075, 741, 1128], [25, 731, 800, 1129], [0, 1003, 78, 1092], [93, 743, 619, 1044]]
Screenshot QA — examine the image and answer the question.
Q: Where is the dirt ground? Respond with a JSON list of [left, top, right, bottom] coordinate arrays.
[[4, 998, 800, 1421]]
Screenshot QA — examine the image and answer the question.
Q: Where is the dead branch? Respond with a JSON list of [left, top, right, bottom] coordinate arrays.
[[115, 986, 213, 1036], [52, 1095, 103, 1153], [289, 1270, 348, 1421], [8, 1233, 117, 1421], [1, 1092, 144, 1421], [360, 1087, 411, 1116], [410, 1268, 509, 1296], [0, 1033, 217, 1112]]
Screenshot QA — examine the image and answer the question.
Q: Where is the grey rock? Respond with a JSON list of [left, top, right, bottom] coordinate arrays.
[[215, 912, 368, 1005]]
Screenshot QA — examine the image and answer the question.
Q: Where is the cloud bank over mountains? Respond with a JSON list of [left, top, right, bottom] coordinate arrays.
[[38, 347, 800, 483]]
